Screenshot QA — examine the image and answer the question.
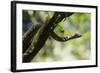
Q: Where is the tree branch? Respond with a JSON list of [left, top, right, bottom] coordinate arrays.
[[23, 12, 73, 62]]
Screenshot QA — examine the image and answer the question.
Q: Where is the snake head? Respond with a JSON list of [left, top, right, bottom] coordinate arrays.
[[70, 33, 82, 39]]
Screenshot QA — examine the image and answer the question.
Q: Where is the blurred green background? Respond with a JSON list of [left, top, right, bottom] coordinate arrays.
[[31, 12, 91, 62]]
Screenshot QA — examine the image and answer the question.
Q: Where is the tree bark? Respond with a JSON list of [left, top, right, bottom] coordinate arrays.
[[23, 25, 41, 53]]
